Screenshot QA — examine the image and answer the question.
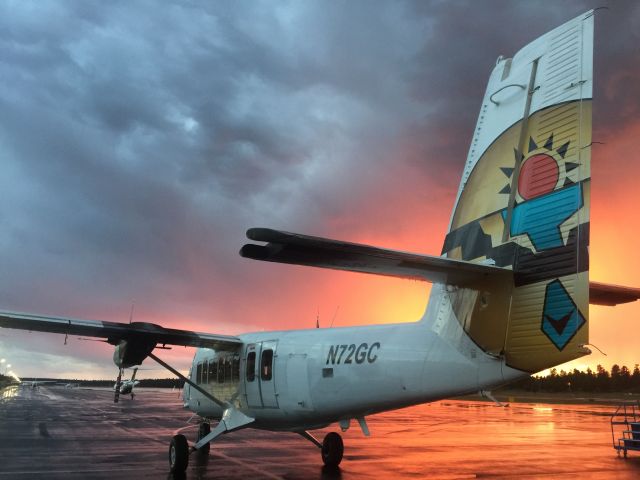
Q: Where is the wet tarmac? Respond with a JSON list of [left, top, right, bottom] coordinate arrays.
[[1, 385, 639, 479]]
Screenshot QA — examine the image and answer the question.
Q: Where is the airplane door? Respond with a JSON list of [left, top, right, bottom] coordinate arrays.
[[244, 341, 279, 409], [244, 344, 262, 408], [258, 340, 279, 408]]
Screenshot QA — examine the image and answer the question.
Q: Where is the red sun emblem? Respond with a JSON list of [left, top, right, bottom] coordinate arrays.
[[517, 153, 559, 200]]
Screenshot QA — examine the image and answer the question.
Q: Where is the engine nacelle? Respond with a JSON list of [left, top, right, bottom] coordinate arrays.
[[112, 338, 156, 368]]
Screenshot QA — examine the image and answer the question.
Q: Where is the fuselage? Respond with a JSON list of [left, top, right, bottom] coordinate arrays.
[[182, 317, 518, 431]]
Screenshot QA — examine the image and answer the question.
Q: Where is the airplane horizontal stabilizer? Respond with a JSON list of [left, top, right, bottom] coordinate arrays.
[[0, 311, 242, 349], [243, 229, 640, 308], [588, 282, 640, 306], [241, 227, 512, 287]]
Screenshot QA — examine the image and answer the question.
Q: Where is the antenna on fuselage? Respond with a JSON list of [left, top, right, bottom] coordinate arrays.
[[316, 308, 320, 329], [329, 306, 340, 328], [128, 302, 135, 324]]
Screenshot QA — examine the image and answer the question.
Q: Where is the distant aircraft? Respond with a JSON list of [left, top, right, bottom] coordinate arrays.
[[1, 10, 639, 474], [114, 367, 140, 400], [21, 379, 57, 390]]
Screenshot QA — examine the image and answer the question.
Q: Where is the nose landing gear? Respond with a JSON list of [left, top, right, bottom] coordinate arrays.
[[168, 421, 211, 474], [169, 434, 189, 473]]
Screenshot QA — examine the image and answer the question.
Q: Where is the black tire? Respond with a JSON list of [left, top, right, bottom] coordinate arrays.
[[321, 432, 344, 467], [197, 422, 211, 455], [169, 434, 189, 473]]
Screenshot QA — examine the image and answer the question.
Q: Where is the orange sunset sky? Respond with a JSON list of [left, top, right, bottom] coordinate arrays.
[[1, 1, 639, 380]]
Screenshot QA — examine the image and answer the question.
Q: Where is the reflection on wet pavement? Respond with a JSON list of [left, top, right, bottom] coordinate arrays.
[[1, 384, 18, 401], [1, 386, 639, 479]]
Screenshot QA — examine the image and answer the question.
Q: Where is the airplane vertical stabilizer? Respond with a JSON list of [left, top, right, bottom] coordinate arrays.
[[441, 11, 593, 372]]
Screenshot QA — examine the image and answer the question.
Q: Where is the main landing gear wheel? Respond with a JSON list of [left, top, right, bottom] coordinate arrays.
[[197, 422, 211, 455], [169, 434, 189, 473], [321, 432, 344, 467]]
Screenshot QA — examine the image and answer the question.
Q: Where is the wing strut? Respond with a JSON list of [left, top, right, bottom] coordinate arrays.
[[147, 352, 225, 408], [148, 352, 255, 451]]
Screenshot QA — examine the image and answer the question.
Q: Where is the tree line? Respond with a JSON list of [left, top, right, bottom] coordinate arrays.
[[11, 364, 640, 393], [0, 374, 17, 388], [510, 364, 640, 393], [16, 377, 185, 388]]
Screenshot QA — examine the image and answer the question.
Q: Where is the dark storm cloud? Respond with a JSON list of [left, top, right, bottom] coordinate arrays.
[[0, 0, 638, 376], [407, 1, 640, 154], [0, 1, 435, 307], [592, 2, 640, 139]]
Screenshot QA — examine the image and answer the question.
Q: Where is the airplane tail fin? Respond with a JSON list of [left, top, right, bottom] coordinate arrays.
[[239, 11, 600, 374], [440, 11, 594, 372]]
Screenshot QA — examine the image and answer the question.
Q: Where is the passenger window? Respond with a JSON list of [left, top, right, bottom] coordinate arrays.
[[218, 359, 223, 382], [246, 352, 256, 382], [202, 360, 208, 384], [196, 362, 203, 384], [232, 355, 240, 382], [261, 349, 273, 381], [225, 358, 232, 382], [207, 359, 217, 384]]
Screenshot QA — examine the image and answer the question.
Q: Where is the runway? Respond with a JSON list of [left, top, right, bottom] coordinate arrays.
[[1, 385, 639, 479]]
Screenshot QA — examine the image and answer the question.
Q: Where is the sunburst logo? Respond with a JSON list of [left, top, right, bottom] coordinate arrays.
[[500, 133, 584, 252], [498, 134, 579, 200]]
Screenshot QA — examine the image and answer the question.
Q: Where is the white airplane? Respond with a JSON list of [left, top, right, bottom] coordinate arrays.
[[20, 379, 58, 390], [114, 367, 140, 400], [0, 10, 639, 474]]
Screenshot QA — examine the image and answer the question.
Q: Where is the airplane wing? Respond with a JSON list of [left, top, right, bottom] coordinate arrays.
[[240, 227, 512, 287], [0, 311, 242, 350], [588, 282, 640, 306]]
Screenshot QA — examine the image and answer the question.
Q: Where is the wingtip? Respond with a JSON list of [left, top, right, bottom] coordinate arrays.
[[239, 244, 269, 260], [245, 228, 261, 240], [246, 227, 294, 243], [246, 227, 276, 241]]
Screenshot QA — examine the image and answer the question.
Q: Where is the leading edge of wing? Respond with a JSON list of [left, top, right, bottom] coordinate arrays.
[[240, 227, 512, 287], [0, 311, 242, 350]]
